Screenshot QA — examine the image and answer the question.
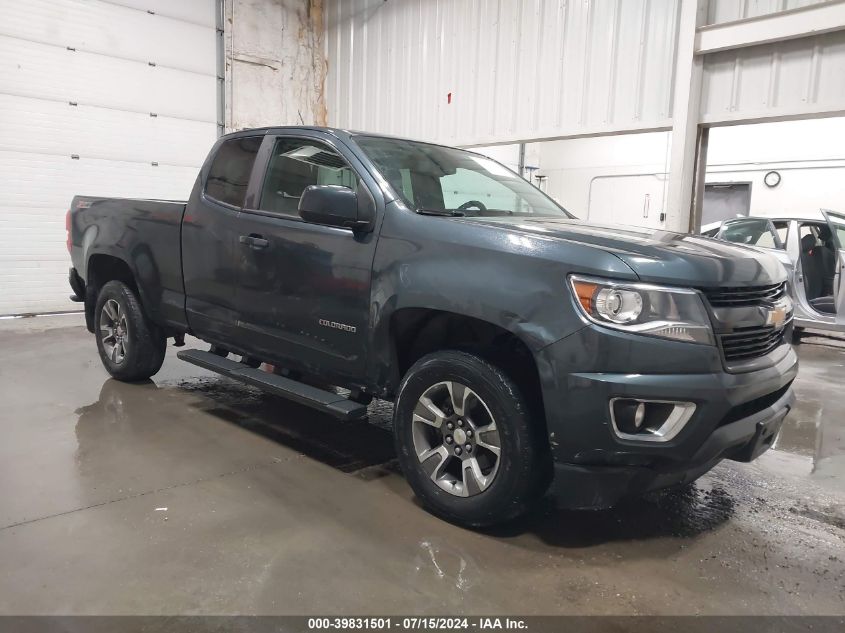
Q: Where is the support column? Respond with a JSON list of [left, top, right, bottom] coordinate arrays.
[[518, 143, 526, 178], [664, 0, 708, 233], [689, 126, 709, 232]]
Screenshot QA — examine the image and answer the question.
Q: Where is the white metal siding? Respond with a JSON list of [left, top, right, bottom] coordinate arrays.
[[325, 0, 680, 147], [701, 30, 845, 124], [705, 0, 832, 25], [0, 0, 217, 316]]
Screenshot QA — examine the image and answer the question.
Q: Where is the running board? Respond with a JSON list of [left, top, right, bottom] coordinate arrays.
[[177, 349, 368, 421]]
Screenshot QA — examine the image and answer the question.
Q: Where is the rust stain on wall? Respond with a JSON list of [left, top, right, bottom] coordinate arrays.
[[307, 0, 328, 126], [225, 0, 328, 130]]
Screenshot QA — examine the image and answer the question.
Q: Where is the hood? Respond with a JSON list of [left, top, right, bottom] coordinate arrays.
[[460, 216, 787, 287]]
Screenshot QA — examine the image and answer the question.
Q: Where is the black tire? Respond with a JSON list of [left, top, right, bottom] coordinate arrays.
[[393, 350, 550, 527], [94, 280, 167, 381]]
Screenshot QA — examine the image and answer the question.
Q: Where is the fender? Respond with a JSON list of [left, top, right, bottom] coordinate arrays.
[[365, 202, 637, 392]]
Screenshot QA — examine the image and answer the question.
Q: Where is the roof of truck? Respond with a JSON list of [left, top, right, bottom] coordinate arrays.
[[220, 125, 481, 152], [222, 125, 405, 140]]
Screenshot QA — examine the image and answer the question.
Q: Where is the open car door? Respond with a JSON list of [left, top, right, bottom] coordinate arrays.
[[822, 209, 845, 324]]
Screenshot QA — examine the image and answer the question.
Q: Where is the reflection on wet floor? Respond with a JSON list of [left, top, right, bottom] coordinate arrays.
[[494, 484, 738, 547], [773, 336, 845, 481], [76, 378, 397, 475]]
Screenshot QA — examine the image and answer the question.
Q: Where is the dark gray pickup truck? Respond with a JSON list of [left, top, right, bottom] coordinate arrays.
[[68, 126, 798, 527]]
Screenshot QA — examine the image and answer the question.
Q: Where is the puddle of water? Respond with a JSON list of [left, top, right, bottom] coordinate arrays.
[[770, 344, 845, 485]]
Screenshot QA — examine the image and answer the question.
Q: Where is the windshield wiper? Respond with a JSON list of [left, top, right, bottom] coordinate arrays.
[[415, 208, 466, 217]]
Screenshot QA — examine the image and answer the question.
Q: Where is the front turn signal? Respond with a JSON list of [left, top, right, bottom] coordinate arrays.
[[571, 279, 598, 314]]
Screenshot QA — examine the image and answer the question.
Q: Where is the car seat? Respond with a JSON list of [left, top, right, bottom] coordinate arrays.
[[801, 232, 837, 314], [800, 233, 824, 300], [816, 225, 837, 296]]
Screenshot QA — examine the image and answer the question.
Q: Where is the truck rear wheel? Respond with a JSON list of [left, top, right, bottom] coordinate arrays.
[[95, 280, 166, 381], [393, 350, 549, 527]]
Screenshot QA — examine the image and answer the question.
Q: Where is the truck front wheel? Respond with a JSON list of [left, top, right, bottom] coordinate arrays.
[[393, 350, 549, 527], [94, 280, 166, 381]]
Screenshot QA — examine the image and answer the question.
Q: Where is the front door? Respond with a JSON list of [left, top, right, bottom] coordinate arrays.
[[822, 210, 845, 325], [233, 133, 380, 383]]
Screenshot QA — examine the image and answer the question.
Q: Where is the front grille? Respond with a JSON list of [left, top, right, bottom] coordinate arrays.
[[704, 282, 786, 307], [719, 326, 784, 362]]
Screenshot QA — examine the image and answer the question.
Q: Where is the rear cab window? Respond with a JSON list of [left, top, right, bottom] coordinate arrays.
[[205, 136, 262, 207]]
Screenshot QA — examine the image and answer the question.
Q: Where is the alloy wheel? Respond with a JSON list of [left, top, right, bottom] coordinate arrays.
[[100, 298, 129, 364], [411, 381, 501, 497]]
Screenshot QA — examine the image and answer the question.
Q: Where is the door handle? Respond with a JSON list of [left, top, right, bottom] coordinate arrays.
[[239, 234, 269, 249]]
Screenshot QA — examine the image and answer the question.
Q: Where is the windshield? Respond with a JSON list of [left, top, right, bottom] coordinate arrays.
[[720, 218, 782, 249], [354, 135, 571, 218]]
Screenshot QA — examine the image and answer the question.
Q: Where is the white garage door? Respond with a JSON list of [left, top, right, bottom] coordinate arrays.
[[0, 0, 219, 315]]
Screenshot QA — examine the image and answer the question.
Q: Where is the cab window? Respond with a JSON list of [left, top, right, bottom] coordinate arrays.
[[259, 138, 358, 215], [205, 136, 262, 207], [772, 221, 789, 246]]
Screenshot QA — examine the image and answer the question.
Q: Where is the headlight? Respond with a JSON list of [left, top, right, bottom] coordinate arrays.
[[569, 275, 714, 345]]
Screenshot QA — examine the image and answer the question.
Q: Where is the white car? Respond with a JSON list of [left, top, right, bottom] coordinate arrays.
[[701, 211, 845, 335]]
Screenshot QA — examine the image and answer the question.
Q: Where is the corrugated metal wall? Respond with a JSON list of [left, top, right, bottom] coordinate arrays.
[[327, 0, 845, 142], [325, 0, 680, 146], [701, 29, 845, 124], [705, 0, 831, 25]]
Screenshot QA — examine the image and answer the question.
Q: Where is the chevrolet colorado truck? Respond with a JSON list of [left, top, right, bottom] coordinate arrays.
[[68, 126, 798, 527]]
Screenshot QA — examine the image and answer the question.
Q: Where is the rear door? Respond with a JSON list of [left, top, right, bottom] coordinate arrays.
[[182, 134, 263, 342], [821, 210, 845, 324], [232, 132, 381, 383]]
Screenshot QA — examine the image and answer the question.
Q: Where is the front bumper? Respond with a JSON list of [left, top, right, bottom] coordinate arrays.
[[537, 325, 798, 509]]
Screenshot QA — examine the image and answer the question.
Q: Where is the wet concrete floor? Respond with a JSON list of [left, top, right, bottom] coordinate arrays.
[[0, 314, 843, 615]]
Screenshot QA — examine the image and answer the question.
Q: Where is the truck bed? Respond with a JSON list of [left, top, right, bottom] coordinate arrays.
[[69, 195, 188, 330]]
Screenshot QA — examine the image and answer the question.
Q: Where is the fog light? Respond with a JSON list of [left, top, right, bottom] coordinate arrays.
[[634, 402, 645, 429], [613, 400, 647, 434], [610, 398, 696, 442]]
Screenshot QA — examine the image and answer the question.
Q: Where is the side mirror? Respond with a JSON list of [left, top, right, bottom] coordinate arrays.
[[298, 185, 373, 232]]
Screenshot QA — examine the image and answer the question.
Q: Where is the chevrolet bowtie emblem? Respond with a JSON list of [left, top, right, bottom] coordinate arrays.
[[765, 298, 792, 328], [767, 306, 787, 327]]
